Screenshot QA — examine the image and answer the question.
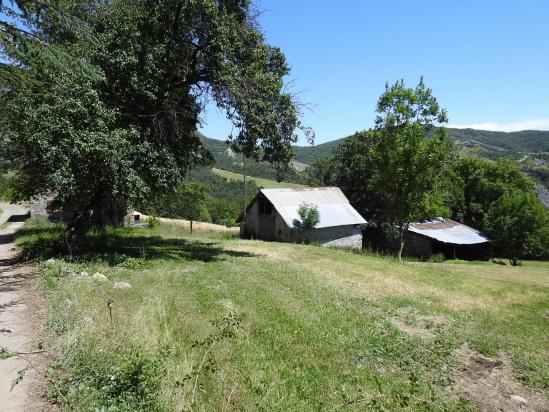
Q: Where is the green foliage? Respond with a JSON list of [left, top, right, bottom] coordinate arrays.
[[206, 197, 241, 227], [332, 79, 453, 258], [446, 157, 536, 229], [147, 216, 160, 229], [304, 157, 335, 186], [141, 168, 256, 227], [50, 348, 167, 411], [152, 182, 210, 233], [296, 203, 320, 230], [0, 172, 15, 201], [201, 135, 305, 184], [485, 192, 548, 265], [427, 253, 446, 263], [371, 79, 452, 229], [332, 130, 387, 221], [1, 0, 307, 232]]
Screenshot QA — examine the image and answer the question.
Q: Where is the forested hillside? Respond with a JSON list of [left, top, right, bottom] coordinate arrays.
[[201, 129, 549, 192], [293, 128, 549, 163]]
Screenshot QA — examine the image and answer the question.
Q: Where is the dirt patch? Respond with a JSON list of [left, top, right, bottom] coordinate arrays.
[[388, 307, 451, 339], [452, 345, 548, 411], [0, 204, 56, 411]]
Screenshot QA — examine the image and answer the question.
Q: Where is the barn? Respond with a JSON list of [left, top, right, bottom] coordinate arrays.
[[404, 218, 490, 260], [240, 187, 366, 248]]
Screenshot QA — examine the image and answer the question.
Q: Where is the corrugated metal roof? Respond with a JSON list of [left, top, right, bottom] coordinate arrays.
[[409, 218, 489, 245], [260, 187, 367, 229]]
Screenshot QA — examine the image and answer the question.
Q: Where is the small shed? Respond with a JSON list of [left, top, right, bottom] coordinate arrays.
[[240, 187, 366, 248], [404, 218, 490, 260]]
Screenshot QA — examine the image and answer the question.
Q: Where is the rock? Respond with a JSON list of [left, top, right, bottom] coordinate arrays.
[[113, 282, 132, 290], [72, 272, 91, 282], [92, 272, 108, 283], [44, 258, 56, 266], [510, 395, 528, 406]]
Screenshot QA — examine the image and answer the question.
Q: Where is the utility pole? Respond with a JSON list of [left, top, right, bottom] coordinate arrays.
[[242, 154, 247, 224]]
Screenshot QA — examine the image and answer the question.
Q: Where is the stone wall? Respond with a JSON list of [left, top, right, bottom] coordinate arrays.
[[30, 195, 50, 218], [403, 232, 432, 258], [307, 225, 363, 249]]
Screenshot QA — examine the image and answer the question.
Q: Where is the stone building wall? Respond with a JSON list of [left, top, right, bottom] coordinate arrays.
[[30, 195, 50, 218]]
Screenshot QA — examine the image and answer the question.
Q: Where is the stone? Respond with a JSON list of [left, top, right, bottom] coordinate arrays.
[[113, 282, 132, 290], [79, 271, 89, 277], [92, 272, 108, 283], [510, 395, 528, 406], [44, 258, 55, 266]]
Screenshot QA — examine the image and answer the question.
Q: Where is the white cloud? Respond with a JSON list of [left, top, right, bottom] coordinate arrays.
[[448, 118, 549, 132]]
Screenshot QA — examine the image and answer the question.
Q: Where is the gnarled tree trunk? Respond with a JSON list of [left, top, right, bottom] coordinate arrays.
[[60, 196, 129, 247]]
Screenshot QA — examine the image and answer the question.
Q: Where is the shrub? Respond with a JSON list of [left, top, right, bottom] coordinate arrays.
[[427, 253, 446, 263], [147, 216, 160, 228], [53, 348, 168, 411]]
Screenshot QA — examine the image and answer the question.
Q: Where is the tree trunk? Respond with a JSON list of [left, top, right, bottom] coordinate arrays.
[[59, 206, 93, 254], [190, 220, 193, 234], [59, 197, 128, 248], [397, 223, 408, 261]]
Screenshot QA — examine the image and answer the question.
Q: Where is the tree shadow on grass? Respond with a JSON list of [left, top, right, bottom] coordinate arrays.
[[15, 226, 256, 264]]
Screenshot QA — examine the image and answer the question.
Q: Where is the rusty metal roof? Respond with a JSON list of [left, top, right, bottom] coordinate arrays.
[[409, 218, 489, 245], [260, 187, 367, 229]]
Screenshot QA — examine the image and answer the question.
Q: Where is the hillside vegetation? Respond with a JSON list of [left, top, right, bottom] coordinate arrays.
[[212, 168, 305, 189], [293, 128, 549, 164], [201, 129, 549, 193], [18, 219, 548, 411]]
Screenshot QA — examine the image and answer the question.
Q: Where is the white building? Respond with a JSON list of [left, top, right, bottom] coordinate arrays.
[[241, 187, 366, 248]]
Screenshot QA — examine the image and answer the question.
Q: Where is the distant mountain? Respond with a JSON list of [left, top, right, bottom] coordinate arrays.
[[200, 129, 549, 194], [293, 128, 549, 164]]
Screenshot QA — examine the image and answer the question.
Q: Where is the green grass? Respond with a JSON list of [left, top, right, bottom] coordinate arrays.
[[17, 219, 549, 410], [0, 171, 15, 201], [212, 167, 306, 189]]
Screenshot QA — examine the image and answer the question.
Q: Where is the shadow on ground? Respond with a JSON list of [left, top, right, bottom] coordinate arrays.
[[15, 226, 256, 264], [7, 212, 30, 223]]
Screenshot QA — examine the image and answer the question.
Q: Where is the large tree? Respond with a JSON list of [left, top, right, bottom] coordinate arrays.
[[333, 79, 453, 259], [0, 0, 311, 241], [485, 192, 548, 265], [446, 157, 535, 229]]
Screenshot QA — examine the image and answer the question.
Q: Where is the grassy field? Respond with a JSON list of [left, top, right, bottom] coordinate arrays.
[[212, 167, 306, 189], [17, 219, 548, 411]]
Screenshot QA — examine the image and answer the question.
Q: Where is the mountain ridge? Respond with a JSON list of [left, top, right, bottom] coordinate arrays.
[[293, 128, 549, 164]]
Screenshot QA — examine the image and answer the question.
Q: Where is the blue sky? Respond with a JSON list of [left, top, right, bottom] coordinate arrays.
[[200, 0, 549, 144]]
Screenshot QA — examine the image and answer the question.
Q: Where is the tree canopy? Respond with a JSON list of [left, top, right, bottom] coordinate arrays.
[[0, 0, 310, 239], [485, 192, 548, 265], [446, 157, 536, 229], [331, 79, 453, 259]]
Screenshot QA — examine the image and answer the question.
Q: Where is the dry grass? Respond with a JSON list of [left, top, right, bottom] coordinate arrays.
[[211, 168, 305, 189], [139, 214, 240, 235], [224, 240, 542, 312]]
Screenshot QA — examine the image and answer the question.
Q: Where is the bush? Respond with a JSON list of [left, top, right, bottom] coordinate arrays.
[[427, 253, 446, 263], [53, 348, 168, 411], [147, 216, 160, 228]]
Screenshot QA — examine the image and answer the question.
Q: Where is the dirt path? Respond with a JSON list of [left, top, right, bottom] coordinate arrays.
[[0, 203, 52, 411]]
